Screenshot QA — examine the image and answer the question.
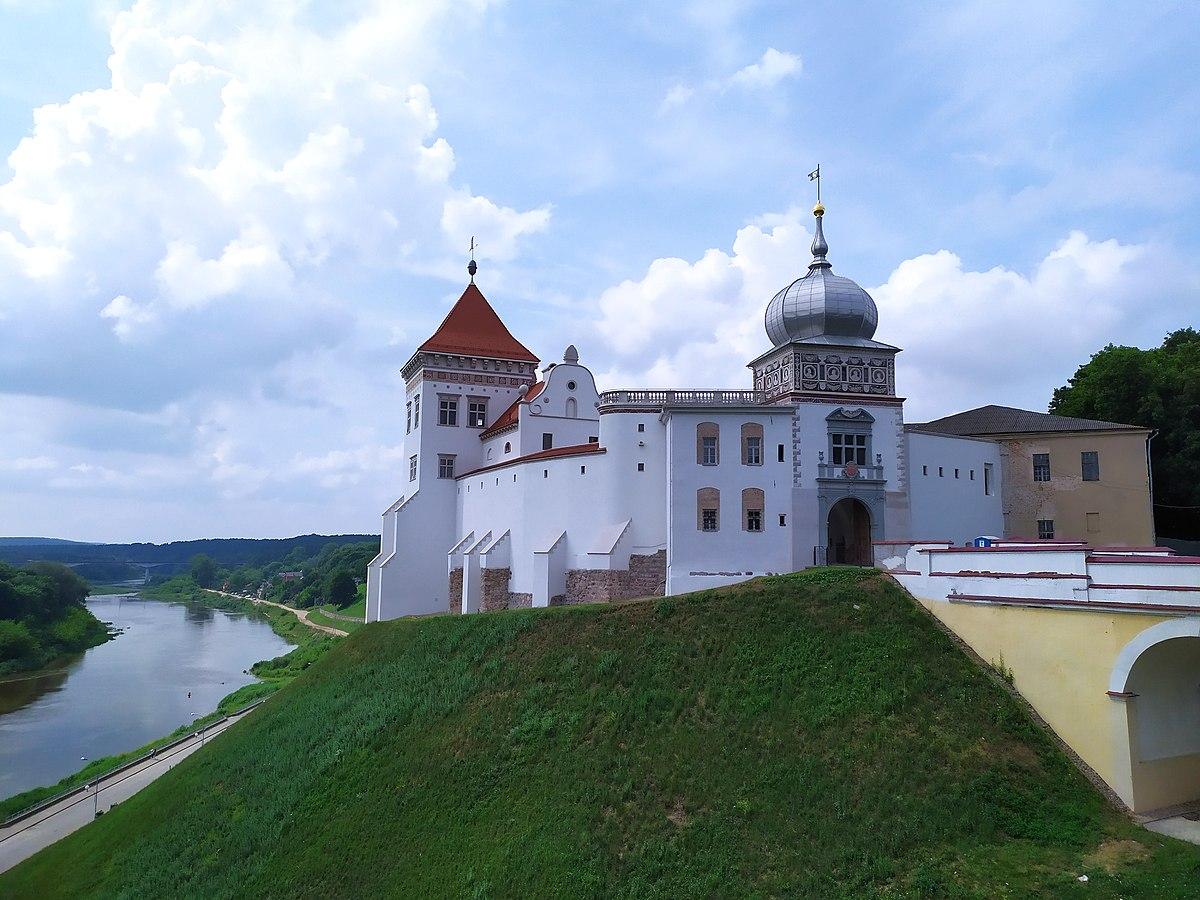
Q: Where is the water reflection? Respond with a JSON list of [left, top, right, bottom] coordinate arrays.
[[0, 594, 292, 799]]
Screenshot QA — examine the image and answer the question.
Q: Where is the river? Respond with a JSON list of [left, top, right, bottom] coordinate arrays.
[[0, 593, 292, 800]]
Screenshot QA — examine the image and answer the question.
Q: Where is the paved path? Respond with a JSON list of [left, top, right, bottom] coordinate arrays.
[[0, 706, 256, 873], [205, 590, 348, 637]]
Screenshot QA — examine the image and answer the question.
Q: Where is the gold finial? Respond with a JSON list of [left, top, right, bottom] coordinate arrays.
[[813, 202, 825, 217]]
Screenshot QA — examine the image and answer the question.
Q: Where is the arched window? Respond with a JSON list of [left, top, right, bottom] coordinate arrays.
[[742, 488, 765, 532], [566, 398, 578, 418], [697, 487, 720, 532], [741, 423, 763, 465], [504, 441, 511, 454], [696, 422, 719, 465]]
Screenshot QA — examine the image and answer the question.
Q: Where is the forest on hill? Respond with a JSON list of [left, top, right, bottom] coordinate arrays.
[[0, 562, 110, 676]]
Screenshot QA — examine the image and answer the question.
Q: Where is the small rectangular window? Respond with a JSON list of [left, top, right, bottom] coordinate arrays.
[[413, 396, 420, 427], [701, 436, 718, 466], [701, 509, 718, 532], [408, 455, 418, 482], [1037, 519, 1055, 540], [637, 462, 645, 472], [438, 397, 458, 427], [938, 466, 944, 477], [588, 435, 598, 443], [406, 401, 412, 434], [970, 469, 975, 480], [437, 455, 455, 479], [580, 465, 586, 474], [637, 423, 645, 433], [542, 433, 553, 450], [467, 398, 487, 428], [543, 469, 548, 478], [1081, 451, 1100, 482], [746, 509, 763, 532], [954, 468, 959, 479], [779, 514, 787, 526], [778, 444, 785, 462], [984, 463, 994, 496], [922, 465, 928, 475], [1033, 452, 1051, 482], [745, 436, 762, 466]]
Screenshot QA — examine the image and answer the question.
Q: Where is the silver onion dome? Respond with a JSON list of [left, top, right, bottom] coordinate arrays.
[[764, 205, 879, 346]]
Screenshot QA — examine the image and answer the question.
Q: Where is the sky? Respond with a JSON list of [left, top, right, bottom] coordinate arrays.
[[0, 0, 1197, 543]]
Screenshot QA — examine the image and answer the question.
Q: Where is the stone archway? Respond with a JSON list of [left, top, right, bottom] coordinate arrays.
[[1110, 619, 1200, 812], [827, 497, 872, 566]]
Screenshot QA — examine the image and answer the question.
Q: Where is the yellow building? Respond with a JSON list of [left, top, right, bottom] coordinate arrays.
[[918, 405, 1154, 546]]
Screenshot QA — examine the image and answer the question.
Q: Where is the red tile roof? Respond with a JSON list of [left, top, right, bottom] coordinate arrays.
[[418, 283, 539, 362], [457, 442, 605, 479], [480, 381, 544, 439]]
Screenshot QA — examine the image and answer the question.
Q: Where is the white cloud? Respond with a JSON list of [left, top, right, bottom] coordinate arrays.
[[726, 48, 801, 90], [590, 210, 1194, 423]]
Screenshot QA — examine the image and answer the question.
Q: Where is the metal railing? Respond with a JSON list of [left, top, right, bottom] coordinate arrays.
[[813, 544, 873, 567], [598, 389, 767, 408]]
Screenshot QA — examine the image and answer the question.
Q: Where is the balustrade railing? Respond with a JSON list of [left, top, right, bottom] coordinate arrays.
[[597, 389, 767, 408], [816, 462, 886, 481]]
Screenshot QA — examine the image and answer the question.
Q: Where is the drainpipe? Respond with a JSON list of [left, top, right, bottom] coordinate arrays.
[[1146, 429, 1158, 545]]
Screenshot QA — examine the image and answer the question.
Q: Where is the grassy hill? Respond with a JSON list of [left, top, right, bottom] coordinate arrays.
[[3, 569, 1197, 897]]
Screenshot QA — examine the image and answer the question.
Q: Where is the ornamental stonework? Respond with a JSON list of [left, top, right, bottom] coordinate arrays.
[[755, 348, 895, 398]]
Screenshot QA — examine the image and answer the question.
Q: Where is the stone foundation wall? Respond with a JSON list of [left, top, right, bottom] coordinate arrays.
[[481, 567, 512, 612], [448, 568, 462, 615], [565, 569, 628, 604], [508, 592, 533, 609], [626, 550, 667, 598]]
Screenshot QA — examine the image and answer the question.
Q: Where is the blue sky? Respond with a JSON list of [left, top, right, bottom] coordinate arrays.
[[0, 1, 1196, 541]]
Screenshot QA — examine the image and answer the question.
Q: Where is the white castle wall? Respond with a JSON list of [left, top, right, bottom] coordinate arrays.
[[906, 430, 1004, 544]]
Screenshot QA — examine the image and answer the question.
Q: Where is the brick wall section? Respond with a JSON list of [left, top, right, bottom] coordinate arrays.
[[626, 550, 667, 598], [508, 592, 533, 609], [448, 568, 463, 615], [481, 567, 512, 612]]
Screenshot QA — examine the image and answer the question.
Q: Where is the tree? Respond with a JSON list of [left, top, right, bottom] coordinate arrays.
[[327, 570, 356, 607], [189, 554, 218, 588], [1051, 328, 1200, 538], [23, 562, 90, 612]]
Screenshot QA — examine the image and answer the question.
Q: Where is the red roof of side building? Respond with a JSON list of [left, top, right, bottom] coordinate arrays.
[[456, 442, 605, 479], [480, 381, 545, 439], [418, 283, 539, 362]]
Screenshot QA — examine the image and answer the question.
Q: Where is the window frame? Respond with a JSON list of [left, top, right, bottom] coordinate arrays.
[[1037, 519, 1055, 540], [408, 454, 418, 482], [1081, 450, 1100, 482], [438, 395, 459, 427], [466, 397, 488, 429], [437, 454, 456, 479], [1032, 452, 1051, 482]]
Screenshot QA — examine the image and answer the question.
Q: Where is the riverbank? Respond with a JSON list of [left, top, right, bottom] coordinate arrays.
[[0, 586, 317, 821]]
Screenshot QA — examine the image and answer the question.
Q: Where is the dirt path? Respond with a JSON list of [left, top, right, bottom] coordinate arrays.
[[204, 590, 348, 637]]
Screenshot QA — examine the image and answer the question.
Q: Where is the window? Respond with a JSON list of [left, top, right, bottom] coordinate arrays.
[[1037, 519, 1055, 540], [938, 467, 944, 477], [954, 468, 959, 479], [438, 455, 455, 479], [741, 423, 764, 465], [438, 397, 458, 426], [637, 462, 645, 472], [567, 380, 577, 391], [409, 455, 417, 482], [542, 433, 553, 450], [580, 465, 586, 474], [543, 469, 548, 478], [504, 441, 511, 453], [1086, 512, 1100, 534], [697, 487, 720, 532], [696, 422, 719, 465], [742, 488, 765, 533], [778, 443, 785, 462], [1081, 451, 1100, 482], [970, 469, 975, 480], [413, 396, 420, 427], [467, 398, 487, 428], [1033, 452, 1051, 482], [922, 465, 928, 476], [831, 433, 867, 465], [566, 398, 578, 418], [638, 423, 645, 433], [588, 435, 599, 443], [984, 463, 994, 496], [779, 514, 787, 527], [406, 401, 412, 434]]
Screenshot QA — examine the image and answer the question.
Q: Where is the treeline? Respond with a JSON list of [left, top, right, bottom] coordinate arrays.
[[0, 534, 377, 569], [0, 562, 110, 675], [176, 539, 378, 610]]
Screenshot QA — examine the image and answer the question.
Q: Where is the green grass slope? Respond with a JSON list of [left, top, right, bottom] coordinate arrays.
[[3, 569, 1197, 898]]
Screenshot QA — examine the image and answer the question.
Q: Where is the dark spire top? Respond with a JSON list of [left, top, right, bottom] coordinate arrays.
[[467, 235, 478, 282]]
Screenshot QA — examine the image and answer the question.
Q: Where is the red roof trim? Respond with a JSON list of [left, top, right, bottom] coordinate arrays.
[[1091, 583, 1200, 592], [457, 443, 604, 479], [919, 546, 1086, 553], [418, 283, 539, 363], [931, 571, 1090, 580], [1088, 554, 1200, 565], [480, 381, 545, 439]]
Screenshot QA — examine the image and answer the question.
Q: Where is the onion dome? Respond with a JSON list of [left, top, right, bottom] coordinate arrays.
[[764, 204, 879, 346]]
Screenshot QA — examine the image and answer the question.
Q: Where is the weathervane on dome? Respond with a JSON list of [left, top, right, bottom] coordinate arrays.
[[467, 235, 478, 283], [807, 164, 829, 266], [808, 164, 823, 216]]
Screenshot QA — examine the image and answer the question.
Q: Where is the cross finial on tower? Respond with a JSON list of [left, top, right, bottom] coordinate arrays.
[[467, 236, 478, 282]]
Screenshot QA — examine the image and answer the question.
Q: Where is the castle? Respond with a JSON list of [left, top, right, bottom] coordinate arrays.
[[366, 202, 1012, 619]]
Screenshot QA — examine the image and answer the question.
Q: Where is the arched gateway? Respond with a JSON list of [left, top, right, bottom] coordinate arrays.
[[827, 497, 872, 566]]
